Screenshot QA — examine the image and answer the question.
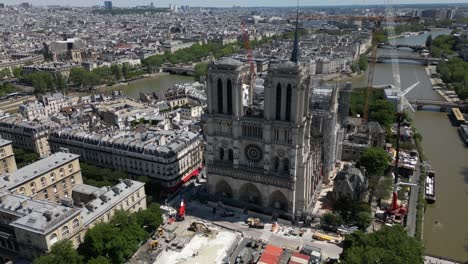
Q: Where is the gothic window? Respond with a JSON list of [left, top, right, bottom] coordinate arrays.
[[227, 79, 233, 114], [275, 83, 282, 120], [228, 149, 234, 162], [217, 78, 223, 114], [274, 157, 279, 172], [286, 84, 292, 121], [283, 158, 290, 172], [219, 147, 225, 161]]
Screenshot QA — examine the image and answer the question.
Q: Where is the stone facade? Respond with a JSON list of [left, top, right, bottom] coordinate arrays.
[[0, 139, 17, 174], [205, 58, 322, 219], [0, 153, 83, 203], [0, 179, 146, 261], [0, 117, 51, 158], [48, 128, 203, 188]]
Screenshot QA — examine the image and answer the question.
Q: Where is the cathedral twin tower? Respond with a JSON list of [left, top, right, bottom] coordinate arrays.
[[204, 56, 323, 219]]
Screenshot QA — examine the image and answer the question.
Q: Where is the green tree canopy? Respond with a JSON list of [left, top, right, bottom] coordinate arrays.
[[194, 62, 208, 82], [87, 256, 111, 264], [340, 225, 424, 264], [425, 35, 432, 48], [358, 54, 368, 72], [359, 147, 391, 177], [322, 212, 344, 227], [33, 240, 83, 264], [333, 197, 372, 230], [369, 99, 396, 130]]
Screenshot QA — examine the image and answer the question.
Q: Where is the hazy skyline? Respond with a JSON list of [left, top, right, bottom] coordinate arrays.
[[2, 0, 468, 7]]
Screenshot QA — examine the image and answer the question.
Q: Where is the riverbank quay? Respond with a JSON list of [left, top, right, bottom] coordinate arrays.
[[425, 66, 461, 103]]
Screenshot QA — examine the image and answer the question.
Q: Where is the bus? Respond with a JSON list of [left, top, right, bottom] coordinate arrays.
[[451, 108, 466, 126], [312, 232, 341, 242]]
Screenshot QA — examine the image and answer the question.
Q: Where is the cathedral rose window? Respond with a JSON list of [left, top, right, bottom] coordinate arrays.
[[244, 144, 263, 162]]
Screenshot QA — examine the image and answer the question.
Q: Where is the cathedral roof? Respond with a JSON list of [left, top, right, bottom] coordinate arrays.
[[214, 58, 243, 67]]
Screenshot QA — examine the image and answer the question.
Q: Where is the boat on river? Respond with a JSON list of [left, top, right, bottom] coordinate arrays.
[[425, 169, 436, 203], [458, 125, 468, 146]]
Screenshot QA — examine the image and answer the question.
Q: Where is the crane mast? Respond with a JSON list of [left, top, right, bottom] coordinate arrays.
[[240, 20, 256, 107]]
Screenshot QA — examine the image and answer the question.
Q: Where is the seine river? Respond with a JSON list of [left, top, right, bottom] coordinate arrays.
[[346, 28, 468, 262], [112, 29, 467, 261], [106, 73, 194, 98]]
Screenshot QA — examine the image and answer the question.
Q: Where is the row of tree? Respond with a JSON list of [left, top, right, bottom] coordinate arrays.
[[338, 225, 424, 263], [34, 204, 163, 264], [322, 197, 373, 230], [436, 57, 468, 100], [0, 82, 20, 97], [20, 72, 68, 94], [69, 63, 135, 89]]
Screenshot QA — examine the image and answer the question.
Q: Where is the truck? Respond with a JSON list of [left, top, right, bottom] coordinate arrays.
[[246, 218, 265, 229]]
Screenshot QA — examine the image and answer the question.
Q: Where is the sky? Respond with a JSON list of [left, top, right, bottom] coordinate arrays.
[[2, 0, 468, 7]]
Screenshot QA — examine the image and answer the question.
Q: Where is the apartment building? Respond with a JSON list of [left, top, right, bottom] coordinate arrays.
[[0, 153, 82, 203], [0, 139, 17, 174]]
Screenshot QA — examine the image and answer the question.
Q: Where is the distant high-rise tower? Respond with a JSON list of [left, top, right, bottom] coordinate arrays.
[[0, 3, 5, 8], [104, 0, 112, 10]]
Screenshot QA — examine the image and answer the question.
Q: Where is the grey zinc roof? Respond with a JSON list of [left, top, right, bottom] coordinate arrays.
[[0, 139, 12, 148], [2, 193, 80, 235], [79, 180, 144, 226], [0, 153, 79, 191], [214, 58, 243, 67]]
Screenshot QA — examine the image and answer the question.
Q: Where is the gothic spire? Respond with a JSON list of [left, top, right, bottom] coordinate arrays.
[[290, 5, 300, 63]]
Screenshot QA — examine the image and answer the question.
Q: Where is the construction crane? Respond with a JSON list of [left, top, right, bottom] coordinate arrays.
[[240, 20, 256, 107], [388, 82, 419, 217], [176, 199, 186, 221], [363, 0, 420, 218]]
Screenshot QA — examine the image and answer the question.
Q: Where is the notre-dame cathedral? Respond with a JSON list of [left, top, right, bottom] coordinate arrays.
[[204, 29, 322, 219]]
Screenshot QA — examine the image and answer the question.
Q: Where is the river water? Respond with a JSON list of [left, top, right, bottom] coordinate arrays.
[[106, 74, 194, 98], [345, 28, 468, 262]]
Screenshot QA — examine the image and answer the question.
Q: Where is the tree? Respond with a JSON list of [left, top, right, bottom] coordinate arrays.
[[374, 176, 393, 200], [87, 256, 111, 264], [79, 223, 132, 264], [122, 63, 130, 81], [425, 35, 432, 48], [322, 212, 344, 227], [340, 225, 424, 264], [134, 203, 163, 231], [110, 64, 122, 81], [33, 240, 83, 264], [13, 67, 23, 78], [333, 197, 372, 230], [194, 62, 208, 82], [55, 74, 68, 92], [358, 54, 368, 72], [369, 99, 396, 130], [69, 68, 88, 88], [359, 147, 391, 177]]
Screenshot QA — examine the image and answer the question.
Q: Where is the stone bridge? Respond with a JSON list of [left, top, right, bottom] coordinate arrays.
[[407, 99, 468, 111], [162, 66, 196, 76], [368, 55, 440, 65]]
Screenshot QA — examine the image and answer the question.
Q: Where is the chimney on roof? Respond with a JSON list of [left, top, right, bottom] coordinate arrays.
[[43, 210, 52, 221]]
